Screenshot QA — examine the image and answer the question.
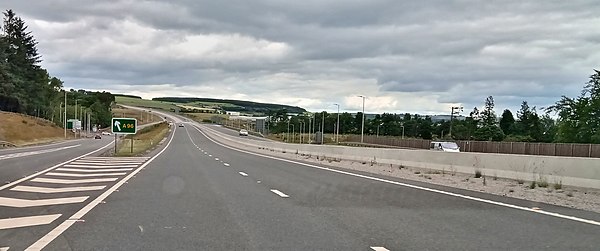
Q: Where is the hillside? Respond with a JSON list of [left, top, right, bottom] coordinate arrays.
[[0, 112, 71, 146], [152, 97, 306, 114]]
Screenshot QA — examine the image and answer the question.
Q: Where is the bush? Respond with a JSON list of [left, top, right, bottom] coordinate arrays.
[[529, 181, 536, 189], [553, 182, 562, 190], [537, 178, 548, 188], [474, 170, 482, 178]]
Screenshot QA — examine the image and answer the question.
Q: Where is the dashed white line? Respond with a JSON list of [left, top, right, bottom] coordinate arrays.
[[215, 158, 219, 161], [371, 247, 390, 251], [10, 185, 106, 193], [223, 163, 230, 167], [31, 177, 118, 184], [238, 172, 248, 177], [208, 154, 212, 157], [270, 189, 289, 198], [0, 196, 88, 207], [0, 214, 62, 230], [45, 172, 127, 177]]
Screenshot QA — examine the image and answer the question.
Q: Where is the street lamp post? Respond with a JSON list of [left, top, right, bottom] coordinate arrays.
[[449, 106, 464, 138], [64, 91, 67, 138], [299, 121, 304, 144], [377, 122, 383, 137], [291, 124, 295, 143], [308, 116, 312, 144], [334, 103, 340, 144], [287, 116, 291, 143], [358, 95, 366, 143], [401, 123, 405, 139]]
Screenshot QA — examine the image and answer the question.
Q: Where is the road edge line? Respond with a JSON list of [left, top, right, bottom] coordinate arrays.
[[25, 123, 177, 250], [192, 124, 600, 227], [0, 141, 114, 191]]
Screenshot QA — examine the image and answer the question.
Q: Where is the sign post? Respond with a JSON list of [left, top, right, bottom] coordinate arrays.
[[111, 118, 137, 154]]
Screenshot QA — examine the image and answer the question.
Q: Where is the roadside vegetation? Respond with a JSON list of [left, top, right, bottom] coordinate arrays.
[[115, 122, 170, 156], [0, 112, 75, 146]]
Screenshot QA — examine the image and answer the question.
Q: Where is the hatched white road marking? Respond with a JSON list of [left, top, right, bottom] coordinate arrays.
[[371, 247, 390, 251], [270, 189, 289, 198], [0, 247, 9, 251], [69, 162, 143, 165], [10, 185, 106, 193], [45, 172, 127, 177], [56, 167, 133, 172], [63, 164, 138, 169], [0, 196, 88, 207], [0, 214, 62, 230], [31, 177, 118, 184], [238, 172, 248, 177]]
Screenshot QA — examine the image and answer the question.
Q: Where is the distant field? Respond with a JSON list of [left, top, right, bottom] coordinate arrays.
[[115, 96, 178, 110], [112, 107, 162, 125], [184, 113, 228, 122], [0, 112, 74, 146]]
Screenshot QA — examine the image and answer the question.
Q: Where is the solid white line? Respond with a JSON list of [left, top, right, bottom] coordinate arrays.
[[63, 164, 138, 168], [371, 247, 390, 251], [0, 214, 62, 230], [0, 196, 88, 207], [56, 167, 133, 172], [270, 189, 289, 198], [194, 124, 600, 227], [31, 177, 118, 184], [26, 117, 177, 251], [45, 172, 126, 177], [0, 141, 114, 191], [0, 145, 81, 161], [10, 185, 106, 193], [0, 139, 81, 152], [239, 172, 248, 177], [69, 162, 143, 165]]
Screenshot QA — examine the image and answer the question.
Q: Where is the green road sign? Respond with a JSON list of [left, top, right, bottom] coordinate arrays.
[[111, 118, 137, 134]]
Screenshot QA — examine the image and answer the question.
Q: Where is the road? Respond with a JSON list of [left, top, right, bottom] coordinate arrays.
[[0, 109, 599, 250]]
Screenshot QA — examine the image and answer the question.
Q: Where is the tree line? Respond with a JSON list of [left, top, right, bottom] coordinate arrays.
[[267, 70, 600, 144], [0, 10, 114, 127]]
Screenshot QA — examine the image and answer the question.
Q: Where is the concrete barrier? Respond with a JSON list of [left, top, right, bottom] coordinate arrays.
[[198, 124, 600, 189]]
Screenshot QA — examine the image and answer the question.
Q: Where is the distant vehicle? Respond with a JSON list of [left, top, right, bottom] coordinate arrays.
[[101, 131, 111, 135], [178, 124, 184, 127], [430, 141, 460, 152], [239, 129, 249, 136], [94, 134, 102, 139]]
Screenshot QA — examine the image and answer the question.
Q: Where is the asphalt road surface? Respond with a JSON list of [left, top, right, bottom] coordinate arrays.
[[1, 112, 599, 250]]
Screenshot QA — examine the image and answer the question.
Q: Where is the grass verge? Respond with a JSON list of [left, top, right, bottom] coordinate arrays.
[[115, 122, 170, 156]]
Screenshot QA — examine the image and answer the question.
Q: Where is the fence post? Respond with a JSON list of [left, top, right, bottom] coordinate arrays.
[[571, 144, 574, 157], [554, 143, 557, 156], [590, 144, 593, 158]]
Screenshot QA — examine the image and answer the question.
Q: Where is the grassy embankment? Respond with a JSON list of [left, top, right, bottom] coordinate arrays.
[[115, 122, 170, 156], [0, 112, 75, 146]]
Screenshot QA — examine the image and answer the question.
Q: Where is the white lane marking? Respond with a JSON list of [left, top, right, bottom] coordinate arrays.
[[371, 247, 390, 251], [0, 214, 62, 230], [0, 145, 81, 161], [26, 117, 177, 251], [0, 247, 9, 251], [223, 163, 230, 167], [69, 162, 143, 165], [63, 164, 138, 169], [270, 189, 289, 198], [31, 177, 118, 184], [239, 172, 248, 177], [208, 154, 212, 157], [10, 185, 106, 193], [45, 172, 127, 177], [56, 167, 133, 172], [0, 140, 81, 153], [194, 124, 600, 227], [215, 158, 219, 161], [80, 157, 148, 160], [0, 141, 114, 191], [0, 196, 88, 207]]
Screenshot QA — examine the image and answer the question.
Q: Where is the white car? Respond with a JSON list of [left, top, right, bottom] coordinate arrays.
[[239, 129, 249, 136], [101, 131, 111, 135]]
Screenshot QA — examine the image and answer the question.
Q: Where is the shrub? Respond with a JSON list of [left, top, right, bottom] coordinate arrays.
[[529, 181, 536, 189], [474, 170, 482, 178], [553, 182, 563, 190]]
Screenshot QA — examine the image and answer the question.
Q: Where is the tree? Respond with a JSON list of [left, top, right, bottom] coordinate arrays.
[[548, 69, 600, 143], [474, 96, 505, 141], [499, 109, 515, 135]]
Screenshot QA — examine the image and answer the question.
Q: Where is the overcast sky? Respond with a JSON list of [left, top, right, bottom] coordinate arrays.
[[5, 1, 600, 115]]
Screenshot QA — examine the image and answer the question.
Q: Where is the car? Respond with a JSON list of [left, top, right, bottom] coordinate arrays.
[[239, 129, 249, 136], [101, 131, 111, 135], [430, 141, 460, 152], [94, 134, 102, 139], [178, 123, 184, 127]]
